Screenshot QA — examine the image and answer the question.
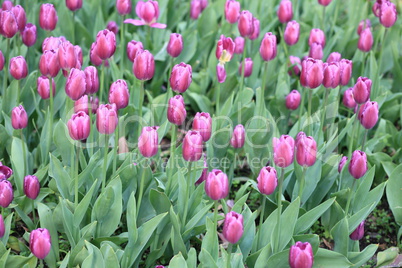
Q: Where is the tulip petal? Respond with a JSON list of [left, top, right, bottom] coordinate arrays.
[[124, 19, 146, 26], [150, 22, 167, 29]]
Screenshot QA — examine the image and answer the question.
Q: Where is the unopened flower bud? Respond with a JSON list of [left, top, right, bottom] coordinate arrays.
[[300, 58, 323, 89], [106, 21, 119, 35], [352, 77, 371, 104], [238, 10, 253, 37], [230, 124, 245, 148], [295, 132, 317, 167], [348, 150, 368, 179], [133, 50, 155, 80], [182, 130, 203, 161], [138, 126, 159, 158], [109, 79, 129, 110], [216, 63, 226, 83], [11, 105, 28, 129], [167, 33, 183, 58], [273, 135, 295, 168], [66, 0, 83, 12], [308, 28, 325, 47], [170, 62, 192, 93], [285, 90, 301, 110], [96, 104, 118, 134], [225, 0, 240, 24], [127, 40, 144, 62], [308, 42, 323, 60], [238, 58, 253, 77], [350, 221, 365, 240], [116, 0, 132, 15], [359, 101, 379, 129], [260, 32, 277, 61], [234, 36, 244, 54], [323, 62, 340, 88], [205, 169, 229, 200], [257, 166, 277, 195], [284, 20, 299, 46], [342, 88, 356, 109], [338, 156, 348, 173], [24, 175, 40, 200], [339, 59, 352, 86], [21, 23, 37, 47], [223, 211, 243, 244], [0, 180, 13, 208], [30, 228, 51, 259], [94, 29, 116, 60], [289, 242, 314, 268], [39, 3, 58, 31], [358, 28, 373, 52], [193, 112, 212, 142], [380, 1, 397, 28], [84, 66, 99, 94], [278, 0, 293, 23], [37, 76, 56, 99], [168, 95, 187, 125], [39, 49, 60, 77], [65, 68, 86, 101], [9, 56, 28, 80]]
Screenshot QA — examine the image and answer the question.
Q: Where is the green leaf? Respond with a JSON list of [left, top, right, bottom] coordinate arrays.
[[0, 213, 13, 246], [201, 217, 219, 261], [169, 252, 188, 268], [314, 248, 352, 268], [386, 164, 402, 225], [49, 154, 72, 200], [330, 218, 349, 256], [170, 207, 187, 258], [74, 179, 98, 227], [186, 248, 197, 268], [100, 243, 120, 268], [37, 203, 59, 266], [277, 198, 300, 251], [199, 248, 218, 268], [10, 137, 27, 194], [53, 120, 73, 166], [256, 246, 286, 268], [348, 244, 378, 267], [82, 241, 105, 268], [376, 247, 399, 267], [294, 198, 335, 234]]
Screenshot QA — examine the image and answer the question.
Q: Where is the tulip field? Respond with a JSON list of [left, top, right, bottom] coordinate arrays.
[[0, 0, 402, 267]]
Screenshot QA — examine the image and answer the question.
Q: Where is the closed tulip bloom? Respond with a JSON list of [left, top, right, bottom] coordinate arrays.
[[373, 1, 382, 17], [278, 0, 293, 23], [349, 150, 368, 179], [339, 59, 352, 86], [68, 111, 90, 140], [308, 42, 323, 60], [323, 62, 340, 88], [318, 0, 332, 6], [342, 88, 356, 109], [2, 1, 13, 10], [116, 0, 132, 15], [39, 49, 60, 77], [273, 135, 295, 168], [257, 166, 278, 195], [0, 180, 13, 208], [30, 228, 51, 260], [249, 17, 260, 40], [205, 169, 229, 200], [286, 90, 301, 110], [350, 221, 365, 240], [11, 5, 26, 31], [1, 10, 18, 38], [109, 79, 129, 110], [11, 105, 28, 129], [284, 20, 299, 46], [238, 58, 253, 77], [0, 215, 4, 238], [37, 76, 55, 99], [21, 23, 37, 47], [193, 112, 212, 142], [84, 66, 99, 94], [127, 40, 144, 62], [39, 3, 58, 31], [230, 124, 245, 148], [183, 130, 203, 161], [357, 19, 371, 35], [338, 156, 348, 173], [90, 42, 103, 66], [66, 68, 86, 101], [170, 62, 192, 93], [0, 164, 13, 180], [288, 56, 301, 76], [96, 104, 118, 134], [216, 63, 226, 83], [95, 29, 116, 60], [359, 101, 379, 129], [223, 211, 243, 244], [353, 77, 371, 104], [327, 52, 341, 63], [225, 0, 240, 24], [124, 0, 166, 28], [260, 32, 277, 61], [58, 41, 77, 71], [66, 0, 83, 11], [295, 132, 317, 167], [133, 49, 155, 80], [190, 0, 202, 20], [0, 50, 4, 71], [289, 241, 314, 268], [216, 35, 235, 63], [23, 175, 40, 200], [300, 58, 324, 89], [42, 36, 62, 52], [238, 10, 254, 37], [106, 21, 119, 35], [168, 95, 187, 125], [167, 33, 183, 58], [308, 28, 325, 47], [9, 56, 28, 80], [234, 36, 244, 54], [358, 28, 373, 52], [380, 1, 397, 28], [138, 126, 159, 157], [74, 95, 99, 114]]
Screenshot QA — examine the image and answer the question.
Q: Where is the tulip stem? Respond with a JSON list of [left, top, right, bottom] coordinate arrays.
[[138, 81, 145, 139], [72, 12, 76, 44], [361, 129, 368, 152], [120, 15, 125, 71], [348, 106, 360, 159], [278, 26, 289, 62], [20, 129, 27, 178], [17, 80, 20, 105], [75, 145, 80, 206], [213, 200, 219, 232], [378, 28, 388, 75], [319, 88, 330, 137], [298, 167, 307, 205], [275, 168, 285, 253], [102, 134, 108, 191], [136, 158, 148, 219], [345, 179, 356, 216], [183, 161, 193, 225], [307, 88, 313, 136], [259, 196, 266, 230], [99, 64, 105, 103], [162, 58, 174, 124], [297, 83, 305, 131], [166, 124, 177, 195], [32, 200, 36, 226], [113, 123, 118, 175], [226, 243, 233, 268], [239, 39, 247, 93], [47, 75, 54, 165], [322, 6, 326, 32], [88, 95, 93, 156], [3, 38, 10, 98], [216, 82, 221, 115]]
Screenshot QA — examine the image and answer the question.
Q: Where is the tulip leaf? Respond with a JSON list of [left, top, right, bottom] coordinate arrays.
[[37, 203, 59, 266], [53, 120, 73, 166], [183, 202, 214, 240], [239, 206, 257, 258], [201, 217, 219, 261], [187, 248, 197, 268], [10, 137, 26, 194], [348, 244, 378, 267], [49, 154, 72, 200], [100, 243, 120, 268], [292, 234, 320, 255], [314, 248, 352, 268], [386, 163, 402, 225], [170, 207, 187, 258], [169, 252, 188, 268], [82, 241, 105, 268], [352, 166, 375, 212], [199, 248, 219, 268], [348, 202, 376, 234], [330, 217, 349, 256], [255, 245, 283, 268], [74, 179, 98, 227], [0, 212, 12, 247]]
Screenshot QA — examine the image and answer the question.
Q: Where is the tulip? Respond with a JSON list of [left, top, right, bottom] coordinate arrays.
[[300, 58, 324, 89], [238, 10, 253, 37], [193, 112, 212, 142], [359, 101, 379, 129], [168, 95, 187, 125], [182, 130, 203, 161], [24, 175, 40, 200], [0, 215, 4, 238], [272, 135, 295, 168], [2, 1, 12, 10], [39, 49, 60, 77], [249, 17, 260, 40], [0, 50, 4, 71], [373, 1, 381, 17], [9, 56, 28, 80], [167, 33, 183, 58], [124, 0, 166, 28], [90, 42, 103, 66], [195, 156, 208, 185], [350, 221, 365, 240], [11, 105, 28, 129], [216, 35, 235, 63], [285, 90, 301, 110], [109, 79, 129, 110], [65, 68, 86, 101], [0, 164, 13, 180], [318, 0, 332, 6], [138, 126, 159, 157], [58, 41, 77, 71], [133, 49, 155, 80], [94, 29, 116, 60], [169, 62, 192, 93], [238, 58, 253, 78], [84, 66, 99, 94], [106, 21, 119, 35], [284, 20, 299, 46], [74, 95, 99, 114], [11, 5, 26, 31], [308, 42, 323, 60], [37, 76, 56, 100], [96, 104, 118, 134], [339, 59, 352, 86], [68, 111, 91, 141], [278, 0, 293, 23], [21, 23, 37, 47], [127, 40, 144, 62], [288, 56, 301, 76], [216, 63, 226, 84], [116, 0, 132, 15], [42, 36, 62, 52], [39, 3, 58, 31], [342, 88, 356, 109], [0, 180, 13, 208], [0, 10, 18, 38], [338, 156, 348, 173], [295, 132, 317, 167], [222, 211, 243, 244], [205, 169, 229, 200], [257, 166, 278, 195], [225, 0, 240, 24], [358, 28, 373, 52], [30, 228, 51, 259], [353, 77, 371, 104], [308, 28, 325, 47], [348, 150, 368, 179], [380, 1, 397, 28], [190, 0, 205, 20], [234, 37, 244, 54], [327, 52, 341, 63], [66, 0, 82, 11], [75, 45, 83, 67], [323, 62, 340, 88], [260, 32, 277, 61], [289, 241, 314, 268], [357, 19, 371, 35], [230, 124, 245, 148]]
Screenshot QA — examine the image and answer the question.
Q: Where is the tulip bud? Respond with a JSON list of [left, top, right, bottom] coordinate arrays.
[[195, 156, 208, 185], [74, 95, 99, 114], [300, 58, 324, 89], [352, 77, 371, 104], [308, 42, 323, 60], [66, 68, 86, 101], [135, 0, 160, 24], [0, 50, 4, 71], [95, 29, 116, 60], [21, 23, 37, 47], [2, 1, 13, 10], [338, 156, 348, 173], [23, 175, 40, 200], [286, 90, 301, 110], [30, 228, 51, 260], [278, 0, 293, 23], [358, 28, 373, 52], [222, 211, 243, 244], [216, 35, 235, 63], [168, 95, 187, 125], [37, 76, 56, 100], [66, 0, 83, 11], [230, 124, 245, 148], [182, 130, 203, 161], [90, 42, 103, 66], [289, 241, 314, 268], [295, 132, 317, 167], [138, 126, 159, 157], [350, 221, 365, 240], [308, 28, 325, 47], [133, 49, 155, 80], [58, 41, 77, 71], [0, 180, 13, 208], [216, 63, 226, 84], [238, 10, 254, 37], [326, 52, 341, 63], [109, 79, 129, 110], [42, 36, 62, 52], [106, 21, 119, 35], [127, 40, 144, 62], [318, 0, 332, 6], [39, 3, 58, 31], [357, 19, 371, 36], [167, 33, 183, 58], [380, 1, 397, 28], [257, 166, 278, 195], [39, 49, 60, 77], [373, 1, 381, 17], [0, 164, 13, 180], [339, 59, 352, 86], [0, 10, 18, 38], [11, 105, 28, 129], [359, 101, 379, 129], [238, 58, 253, 77], [284, 20, 300, 46], [96, 104, 118, 134], [342, 88, 356, 109], [169, 62, 192, 93], [84, 66, 99, 94], [193, 112, 212, 142], [288, 56, 301, 76], [348, 150, 368, 179], [260, 32, 277, 61], [323, 62, 340, 88], [68, 111, 90, 141], [0, 215, 4, 238], [225, 0, 240, 24], [249, 17, 260, 40], [273, 135, 295, 168], [234, 37, 244, 54], [116, 0, 132, 15], [9, 56, 28, 80], [11, 5, 26, 31], [205, 169, 229, 200], [190, 0, 203, 20]]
